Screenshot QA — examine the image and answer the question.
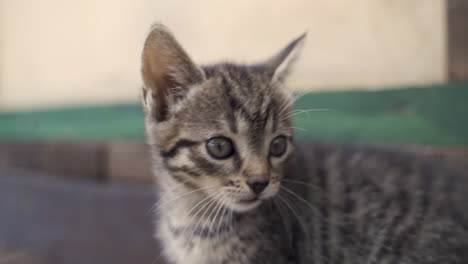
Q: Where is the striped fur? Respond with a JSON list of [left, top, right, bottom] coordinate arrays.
[[141, 24, 468, 264]]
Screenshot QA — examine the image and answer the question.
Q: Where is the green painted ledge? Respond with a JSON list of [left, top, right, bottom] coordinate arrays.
[[1, 82, 467, 145]]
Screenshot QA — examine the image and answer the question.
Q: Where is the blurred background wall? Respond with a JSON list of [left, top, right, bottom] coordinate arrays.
[[0, 0, 467, 172], [0, 0, 448, 111]]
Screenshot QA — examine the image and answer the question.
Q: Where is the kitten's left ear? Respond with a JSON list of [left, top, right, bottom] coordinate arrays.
[[264, 32, 307, 84]]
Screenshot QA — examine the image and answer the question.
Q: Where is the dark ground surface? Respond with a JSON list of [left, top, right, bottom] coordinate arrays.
[[0, 169, 159, 264]]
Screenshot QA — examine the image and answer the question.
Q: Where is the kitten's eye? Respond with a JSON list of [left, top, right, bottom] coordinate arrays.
[[270, 136, 287, 157], [206, 137, 235, 159]]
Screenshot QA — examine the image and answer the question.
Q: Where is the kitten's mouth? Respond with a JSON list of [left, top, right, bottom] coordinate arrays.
[[237, 197, 259, 204], [230, 197, 262, 212]]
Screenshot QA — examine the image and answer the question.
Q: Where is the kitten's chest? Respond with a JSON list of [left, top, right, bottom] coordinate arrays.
[[160, 225, 236, 264], [157, 213, 289, 264], [158, 221, 249, 264]]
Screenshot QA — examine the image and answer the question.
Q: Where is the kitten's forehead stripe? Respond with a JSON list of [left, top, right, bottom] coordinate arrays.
[[216, 72, 245, 133], [261, 102, 272, 130], [201, 63, 289, 154]]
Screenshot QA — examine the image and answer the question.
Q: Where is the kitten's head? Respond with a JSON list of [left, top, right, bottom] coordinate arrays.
[[141, 24, 305, 212]]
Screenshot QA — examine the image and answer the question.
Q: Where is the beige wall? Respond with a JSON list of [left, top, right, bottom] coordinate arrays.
[[0, 0, 447, 111], [0, 0, 4, 103]]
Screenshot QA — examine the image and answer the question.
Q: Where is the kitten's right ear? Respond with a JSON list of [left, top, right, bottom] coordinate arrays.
[[264, 32, 307, 84], [141, 23, 204, 122]]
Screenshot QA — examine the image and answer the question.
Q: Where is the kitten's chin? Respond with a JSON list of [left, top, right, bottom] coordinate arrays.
[[228, 199, 262, 213]]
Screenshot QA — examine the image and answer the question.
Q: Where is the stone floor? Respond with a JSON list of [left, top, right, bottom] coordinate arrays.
[[0, 168, 160, 264]]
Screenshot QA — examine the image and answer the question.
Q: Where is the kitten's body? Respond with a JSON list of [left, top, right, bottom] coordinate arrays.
[[155, 142, 468, 264], [291, 143, 468, 264], [141, 24, 468, 263]]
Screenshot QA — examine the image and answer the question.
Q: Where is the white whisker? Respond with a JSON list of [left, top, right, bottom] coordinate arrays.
[[280, 186, 324, 219], [292, 90, 313, 103], [187, 193, 222, 243], [276, 193, 309, 238], [181, 192, 220, 225], [282, 179, 322, 190], [152, 186, 219, 214], [147, 179, 190, 215], [276, 126, 306, 132], [181, 192, 223, 238], [278, 108, 336, 123], [273, 199, 293, 249], [216, 198, 229, 235], [207, 193, 226, 236]]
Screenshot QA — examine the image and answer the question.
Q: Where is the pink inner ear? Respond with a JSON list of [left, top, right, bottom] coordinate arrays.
[[142, 44, 179, 122], [152, 74, 175, 122]]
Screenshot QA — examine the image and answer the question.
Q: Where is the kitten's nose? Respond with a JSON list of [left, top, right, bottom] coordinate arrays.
[[247, 180, 269, 195]]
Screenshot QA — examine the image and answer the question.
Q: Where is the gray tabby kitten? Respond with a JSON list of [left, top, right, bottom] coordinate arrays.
[[141, 24, 468, 264]]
